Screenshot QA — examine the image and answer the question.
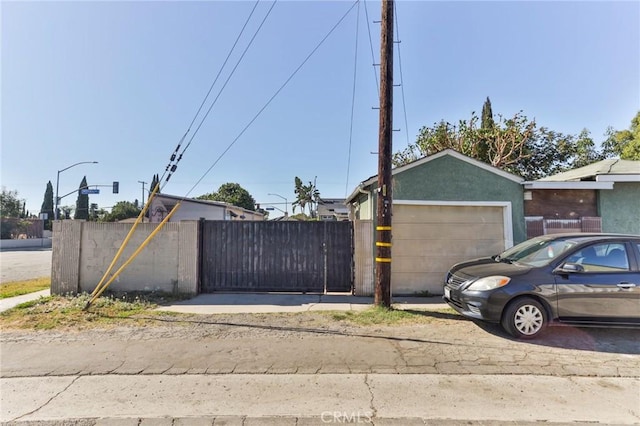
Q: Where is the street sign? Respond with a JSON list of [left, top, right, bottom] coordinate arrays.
[[81, 189, 100, 195]]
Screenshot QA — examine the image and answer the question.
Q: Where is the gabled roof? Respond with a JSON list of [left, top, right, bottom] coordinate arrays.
[[537, 159, 640, 182], [346, 149, 523, 202], [153, 193, 263, 217], [524, 159, 640, 190]]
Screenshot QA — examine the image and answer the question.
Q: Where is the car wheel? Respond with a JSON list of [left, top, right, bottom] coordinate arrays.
[[501, 297, 547, 339]]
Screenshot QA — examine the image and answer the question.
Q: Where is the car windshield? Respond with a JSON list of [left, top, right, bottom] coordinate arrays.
[[495, 236, 584, 267]]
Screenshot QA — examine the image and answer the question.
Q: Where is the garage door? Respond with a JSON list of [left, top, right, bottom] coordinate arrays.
[[392, 203, 508, 295]]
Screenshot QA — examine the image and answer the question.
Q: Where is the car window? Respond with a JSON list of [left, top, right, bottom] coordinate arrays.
[[499, 236, 581, 267], [570, 243, 630, 272]]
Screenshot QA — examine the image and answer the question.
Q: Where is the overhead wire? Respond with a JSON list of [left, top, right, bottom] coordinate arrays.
[[160, 0, 277, 191], [344, 0, 361, 197], [363, 0, 380, 99], [86, 1, 271, 309], [394, 2, 411, 149], [185, 0, 361, 199]]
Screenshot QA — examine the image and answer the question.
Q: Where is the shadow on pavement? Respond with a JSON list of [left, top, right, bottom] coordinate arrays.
[[474, 320, 640, 355], [116, 312, 476, 347]]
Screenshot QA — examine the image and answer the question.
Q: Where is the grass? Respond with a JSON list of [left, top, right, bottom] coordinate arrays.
[[0, 292, 183, 330], [0, 289, 459, 331], [0, 277, 50, 299], [325, 305, 457, 325]]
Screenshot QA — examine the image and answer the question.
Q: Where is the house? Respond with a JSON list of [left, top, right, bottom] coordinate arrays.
[[317, 198, 349, 221], [149, 193, 265, 223], [346, 149, 525, 296], [523, 159, 640, 236]]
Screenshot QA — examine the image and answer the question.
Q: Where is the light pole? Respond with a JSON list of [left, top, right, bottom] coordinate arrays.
[[55, 161, 98, 220], [267, 193, 288, 216], [138, 181, 148, 222]]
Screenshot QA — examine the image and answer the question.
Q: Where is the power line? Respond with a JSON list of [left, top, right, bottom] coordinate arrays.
[[160, 0, 275, 190], [186, 0, 361, 199], [363, 0, 380, 99], [394, 2, 411, 149], [345, 0, 361, 198]]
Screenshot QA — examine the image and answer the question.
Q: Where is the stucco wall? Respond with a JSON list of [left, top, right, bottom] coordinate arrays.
[[52, 221, 199, 295], [599, 182, 640, 234], [392, 155, 526, 243]]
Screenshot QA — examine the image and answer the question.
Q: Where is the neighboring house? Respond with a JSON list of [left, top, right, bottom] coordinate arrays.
[[523, 159, 640, 236], [149, 193, 265, 223], [346, 149, 525, 296], [317, 198, 349, 221]]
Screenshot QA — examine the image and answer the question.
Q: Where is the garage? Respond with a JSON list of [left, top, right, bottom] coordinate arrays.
[[347, 149, 526, 296], [392, 202, 512, 294]]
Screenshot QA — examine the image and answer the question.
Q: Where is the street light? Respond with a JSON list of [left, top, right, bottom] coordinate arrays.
[[138, 181, 148, 223], [267, 193, 288, 216], [55, 161, 99, 220]]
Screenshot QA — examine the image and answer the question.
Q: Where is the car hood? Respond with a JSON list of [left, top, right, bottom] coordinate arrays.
[[451, 257, 532, 279]]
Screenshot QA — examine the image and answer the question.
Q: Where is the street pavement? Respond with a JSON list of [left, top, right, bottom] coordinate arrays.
[[0, 248, 52, 284], [1, 289, 639, 425]]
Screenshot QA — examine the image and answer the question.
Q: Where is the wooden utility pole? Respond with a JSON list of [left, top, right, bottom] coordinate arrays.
[[375, 0, 394, 307]]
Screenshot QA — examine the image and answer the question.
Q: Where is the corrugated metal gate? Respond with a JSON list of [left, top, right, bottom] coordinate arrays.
[[200, 221, 353, 293]]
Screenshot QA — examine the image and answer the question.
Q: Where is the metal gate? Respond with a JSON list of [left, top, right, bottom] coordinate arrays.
[[200, 221, 353, 293]]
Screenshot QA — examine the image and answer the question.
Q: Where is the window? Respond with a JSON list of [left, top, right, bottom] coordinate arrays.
[[571, 243, 629, 272]]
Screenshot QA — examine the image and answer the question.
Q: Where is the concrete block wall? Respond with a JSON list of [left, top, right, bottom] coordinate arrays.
[[51, 220, 199, 295]]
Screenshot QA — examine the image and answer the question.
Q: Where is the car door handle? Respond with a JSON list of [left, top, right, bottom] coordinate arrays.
[[617, 282, 637, 290]]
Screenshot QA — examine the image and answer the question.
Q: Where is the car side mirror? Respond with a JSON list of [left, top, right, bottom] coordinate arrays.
[[554, 263, 584, 274]]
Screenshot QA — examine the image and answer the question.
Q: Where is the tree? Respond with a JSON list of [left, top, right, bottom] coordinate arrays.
[[99, 201, 142, 222], [40, 181, 54, 230], [150, 174, 160, 194], [0, 188, 23, 218], [477, 97, 495, 162], [197, 183, 256, 211], [395, 110, 536, 177], [602, 112, 640, 160], [393, 99, 623, 180], [74, 176, 90, 220], [292, 177, 320, 218]]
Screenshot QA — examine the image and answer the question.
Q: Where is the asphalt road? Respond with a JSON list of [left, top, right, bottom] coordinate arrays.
[[0, 248, 52, 283]]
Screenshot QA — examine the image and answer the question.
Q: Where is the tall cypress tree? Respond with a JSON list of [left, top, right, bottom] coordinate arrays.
[[40, 181, 54, 230], [74, 176, 89, 220], [481, 97, 495, 130], [150, 174, 160, 193], [477, 97, 495, 163]]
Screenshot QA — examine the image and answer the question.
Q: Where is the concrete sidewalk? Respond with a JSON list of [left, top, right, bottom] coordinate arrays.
[[4, 374, 639, 424], [156, 293, 449, 314], [0, 289, 50, 313], [0, 290, 448, 314]]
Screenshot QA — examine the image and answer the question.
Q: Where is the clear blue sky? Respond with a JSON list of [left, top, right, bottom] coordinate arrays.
[[2, 0, 639, 217]]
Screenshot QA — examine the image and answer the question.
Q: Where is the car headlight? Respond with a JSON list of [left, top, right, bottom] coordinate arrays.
[[467, 276, 511, 291]]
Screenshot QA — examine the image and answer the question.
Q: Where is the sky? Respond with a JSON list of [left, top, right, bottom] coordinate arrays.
[[2, 0, 639, 218]]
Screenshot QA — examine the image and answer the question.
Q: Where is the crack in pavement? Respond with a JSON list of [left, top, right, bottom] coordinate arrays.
[[11, 375, 80, 422], [364, 373, 377, 420]]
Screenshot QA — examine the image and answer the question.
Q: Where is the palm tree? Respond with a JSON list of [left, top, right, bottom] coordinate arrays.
[[292, 177, 320, 218]]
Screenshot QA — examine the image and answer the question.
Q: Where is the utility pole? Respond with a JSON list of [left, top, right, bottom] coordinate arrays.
[[375, 0, 394, 308], [138, 181, 147, 223]]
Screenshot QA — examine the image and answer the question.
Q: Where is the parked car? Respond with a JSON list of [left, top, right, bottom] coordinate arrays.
[[443, 233, 640, 339]]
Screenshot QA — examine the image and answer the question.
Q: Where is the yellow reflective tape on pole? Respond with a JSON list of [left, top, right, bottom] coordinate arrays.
[[90, 184, 161, 298], [376, 242, 392, 247], [375, 257, 392, 263], [376, 226, 392, 231], [86, 202, 181, 309]]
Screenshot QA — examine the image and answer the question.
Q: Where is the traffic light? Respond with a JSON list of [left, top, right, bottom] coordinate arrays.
[[113, 181, 119, 194]]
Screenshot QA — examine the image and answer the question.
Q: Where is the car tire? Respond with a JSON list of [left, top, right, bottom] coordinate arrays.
[[501, 297, 547, 339]]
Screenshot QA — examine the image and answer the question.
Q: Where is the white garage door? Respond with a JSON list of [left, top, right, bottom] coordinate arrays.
[[392, 202, 510, 295]]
